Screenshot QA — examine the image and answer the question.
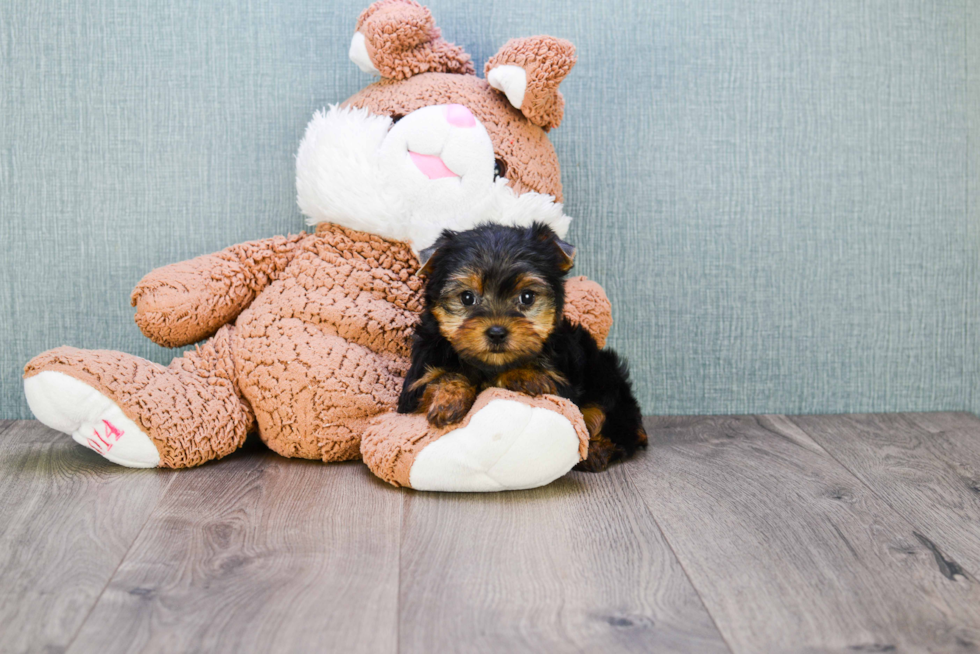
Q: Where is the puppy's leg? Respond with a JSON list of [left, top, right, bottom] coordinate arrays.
[[420, 373, 478, 427], [573, 348, 648, 473], [574, 404, 620, 472], [493, 366, 565, 397]]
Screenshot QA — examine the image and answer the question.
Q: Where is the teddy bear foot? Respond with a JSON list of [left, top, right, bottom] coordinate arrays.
[[24, 371, 161, 468], [363, 389, 589, 492]]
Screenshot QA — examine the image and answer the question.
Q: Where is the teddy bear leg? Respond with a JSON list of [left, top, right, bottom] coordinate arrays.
[[362, 389, 589, 492], [234, 327, 409, 464], [23, 326, 254, 468]]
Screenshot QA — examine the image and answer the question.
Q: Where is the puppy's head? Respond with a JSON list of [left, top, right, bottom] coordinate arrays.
[[419, 222, 575, 370]]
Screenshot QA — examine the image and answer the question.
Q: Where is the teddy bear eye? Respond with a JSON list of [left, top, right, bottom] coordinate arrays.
[[460, 291, 476, 306], [519, 290, 535, 306], [493, 158, 507, 180]]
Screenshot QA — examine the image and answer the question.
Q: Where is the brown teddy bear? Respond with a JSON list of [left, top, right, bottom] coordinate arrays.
[[23, 0, 613, 492]]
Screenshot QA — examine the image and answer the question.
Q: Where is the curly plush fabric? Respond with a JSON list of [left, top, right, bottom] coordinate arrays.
[[485, 36, 577, 129], [24, 326, 253, 468], [231, 224, 423, 462], [356, 0, 474, 79], [131, 234, 309, 348], [563, 276, 613, 348]]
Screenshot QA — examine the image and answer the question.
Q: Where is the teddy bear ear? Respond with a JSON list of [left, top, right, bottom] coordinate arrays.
[[485, 36, 576, 130], [349, 0, 475, 80]]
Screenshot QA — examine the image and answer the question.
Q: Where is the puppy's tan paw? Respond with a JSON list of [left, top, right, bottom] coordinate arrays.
[[494, 367, 560, 397], [573, 433, 619, 473], [422, 375, 477, 427], [427, 400, 470, 427]]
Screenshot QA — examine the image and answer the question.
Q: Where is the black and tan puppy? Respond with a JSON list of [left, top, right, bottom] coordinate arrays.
[[398, 222, 646, 472]]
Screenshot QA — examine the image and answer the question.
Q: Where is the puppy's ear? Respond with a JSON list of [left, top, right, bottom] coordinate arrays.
[[553, 237, 575, 272], [417, 244, 440, 277], [531, 223, 575, 272], [418, 229, 460, 276]]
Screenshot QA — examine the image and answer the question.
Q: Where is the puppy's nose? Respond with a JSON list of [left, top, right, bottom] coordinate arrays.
[[445, 104, 476, 128], [485, 325, 509, 344]]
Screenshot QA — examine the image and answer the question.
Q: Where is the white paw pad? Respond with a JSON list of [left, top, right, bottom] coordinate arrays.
[[409, 399, 581, 492], [24, 371, 160, 468]]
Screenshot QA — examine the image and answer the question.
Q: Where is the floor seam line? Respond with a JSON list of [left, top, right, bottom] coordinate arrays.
[[62, 471, 178, 653], [621, 454, 737, 654], [396, 491, 406, 654]]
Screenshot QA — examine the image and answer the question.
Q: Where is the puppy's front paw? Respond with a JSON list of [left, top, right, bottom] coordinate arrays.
[[494, 367, 560, 397], [427, 401, 470, 428], [422, 375, 477, 427], [574, 434, 620, 473]]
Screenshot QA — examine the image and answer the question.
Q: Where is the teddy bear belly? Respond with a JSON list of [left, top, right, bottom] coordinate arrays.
[[231, 283, 413, 461]]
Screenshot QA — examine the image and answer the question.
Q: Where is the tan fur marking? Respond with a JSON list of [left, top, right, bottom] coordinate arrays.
[[528, 306, 556, 341], [581, 404, 606, 438], [420, 372, 478, 427], [432, 304, 466, 343], [408, 366, 447, 392], [451, 270, 483, 295], [492, 366, 559, 397], [450, 316, 545, 367], [575, 433, 618, 473]]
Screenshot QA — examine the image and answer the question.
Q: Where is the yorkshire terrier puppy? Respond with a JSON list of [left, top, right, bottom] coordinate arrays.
[[398, 222, 647, 472]]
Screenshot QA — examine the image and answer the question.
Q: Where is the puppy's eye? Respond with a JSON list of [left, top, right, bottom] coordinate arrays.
[[519, 290, 536, 306], [494, 158, 507, 180], [460, 291, 476, 306], [390, 114, 404, 124]]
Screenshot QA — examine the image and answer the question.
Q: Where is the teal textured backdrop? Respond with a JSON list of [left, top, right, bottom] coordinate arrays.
[[1, 0, 978, 418]]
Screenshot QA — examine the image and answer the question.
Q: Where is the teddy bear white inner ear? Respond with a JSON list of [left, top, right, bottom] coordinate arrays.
[[349, 32, 380, 75], [487, 65, 527, 110]]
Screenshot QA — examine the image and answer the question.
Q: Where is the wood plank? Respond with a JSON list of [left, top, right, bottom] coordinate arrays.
[[790, 412, 980, 577], [0, 421, 172, 653], [66, 442, 401, 654], [629, 415, 980, 653], [398, 465, 730, 654]]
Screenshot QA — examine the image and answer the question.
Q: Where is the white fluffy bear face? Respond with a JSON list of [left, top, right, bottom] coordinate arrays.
[[296, 99, 571, 252]]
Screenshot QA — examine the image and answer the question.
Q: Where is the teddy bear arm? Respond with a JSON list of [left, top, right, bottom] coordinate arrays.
[[131, 233, 308, 348], [563, 276, 613, 348]]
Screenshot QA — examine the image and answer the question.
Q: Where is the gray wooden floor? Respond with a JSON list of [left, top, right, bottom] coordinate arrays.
[[2, 414, 980, 653]]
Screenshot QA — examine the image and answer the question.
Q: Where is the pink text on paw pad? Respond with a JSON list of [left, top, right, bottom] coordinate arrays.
[[86, 420, 124, 455]]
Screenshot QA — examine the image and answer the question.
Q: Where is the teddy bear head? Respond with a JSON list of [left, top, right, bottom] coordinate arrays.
[[296, 0, 577, 252]]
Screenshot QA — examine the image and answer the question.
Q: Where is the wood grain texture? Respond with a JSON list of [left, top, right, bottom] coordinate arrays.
[[630, 415, 980, 653], [0, 421, 172, 653], [397, 466, 730, 654], [790, 412, 980, 578], [6, 413, 980, 653], [64, 444, 402, 654]]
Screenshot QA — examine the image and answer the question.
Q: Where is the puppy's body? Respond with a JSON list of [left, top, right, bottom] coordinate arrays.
[[398, 222, 646, 471]]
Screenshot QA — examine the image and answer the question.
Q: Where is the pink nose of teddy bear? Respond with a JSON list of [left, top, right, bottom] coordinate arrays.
[[445, 104, 476, 128]]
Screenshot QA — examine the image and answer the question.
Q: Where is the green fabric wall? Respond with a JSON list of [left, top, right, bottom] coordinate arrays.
[[2, 0, 977, 418]]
